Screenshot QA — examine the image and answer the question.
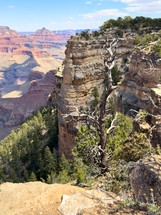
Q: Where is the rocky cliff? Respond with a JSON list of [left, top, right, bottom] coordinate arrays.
[[118, 51, 161, 115], [0, 70, 56, 140], [58, 29, 161, 158], [58, 30, 135, 158], [0, 26, 66, 139]]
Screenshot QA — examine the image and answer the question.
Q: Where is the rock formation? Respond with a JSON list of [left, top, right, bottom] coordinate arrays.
[[118, 51, 161, 114], [0, 181, 131, 215], [58, 30, 135, 158], [58, 29, 161, 158], [0, 26, 68, 139], [130, 155, 161, 206], [0, 70, 56, 140], [29, 27, 73, 44]]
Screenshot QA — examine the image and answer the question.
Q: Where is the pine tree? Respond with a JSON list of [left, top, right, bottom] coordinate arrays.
[[59, 153, 70, 173], [23, 169, 29, 182], [43, 146, 57, 175], [29, 172, 37, 181]]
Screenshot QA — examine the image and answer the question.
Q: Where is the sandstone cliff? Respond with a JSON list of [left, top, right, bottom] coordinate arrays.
[[58, 29, 161, 158], [118, 51, 161, 114], [58, 30, 135, 158]]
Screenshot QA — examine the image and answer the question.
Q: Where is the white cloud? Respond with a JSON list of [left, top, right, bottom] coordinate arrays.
[[97, 3, 102, 5], [114, 0, 161, 13], [8, 6, 15, 8], [85, 1, 92, 4], [81, 9, 128, 19]]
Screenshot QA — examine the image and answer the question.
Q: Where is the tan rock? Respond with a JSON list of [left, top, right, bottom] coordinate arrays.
[[58, 31, 135, 158], [0, 182, 124, 215]]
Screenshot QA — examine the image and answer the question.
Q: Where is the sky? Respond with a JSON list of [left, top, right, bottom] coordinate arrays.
[[0, 0, 161, 31]]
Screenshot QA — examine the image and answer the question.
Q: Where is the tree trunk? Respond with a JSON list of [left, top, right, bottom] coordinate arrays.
[[99, 67, 113, 171]]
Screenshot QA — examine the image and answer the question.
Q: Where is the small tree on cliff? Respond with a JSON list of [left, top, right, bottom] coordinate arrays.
[[74, 37, 125, 171], [98, 38, 122, 170]]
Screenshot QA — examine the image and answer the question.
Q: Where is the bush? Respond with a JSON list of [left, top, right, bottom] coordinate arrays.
[[133, 36, 142, 45], [93, 30, 100, 37], [111, 66, 122, 85], [104, 160, 130, 193], [106, 113, 133, 159], [80, 30, 90, 40], [90, 87, 99, 111], [122, 56, 128, 64], [118, 132, 154, 162]]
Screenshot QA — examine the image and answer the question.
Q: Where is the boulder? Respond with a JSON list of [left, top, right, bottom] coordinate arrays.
[[130, 155, 161, 206]]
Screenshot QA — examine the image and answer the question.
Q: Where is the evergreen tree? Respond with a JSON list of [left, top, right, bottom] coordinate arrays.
[[29, 172, 37, 181], [43, 147, 57, 175], [59, 153, 70, 173], [23, 169, 29, 182]]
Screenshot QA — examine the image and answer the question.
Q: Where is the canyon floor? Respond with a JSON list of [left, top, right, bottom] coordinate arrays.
[[0, 182, 148, 215]]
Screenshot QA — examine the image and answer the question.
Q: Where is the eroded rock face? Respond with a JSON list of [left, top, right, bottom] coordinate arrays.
[[0, 70, 56, 140], [29, 27, 73, 44], [58, 30, 135, 158], [0, 26, 67, 139], [118, 51, 161, 114], [130, 155, 161, 206]]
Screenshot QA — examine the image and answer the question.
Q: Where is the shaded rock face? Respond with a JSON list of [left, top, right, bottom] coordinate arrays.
[[130, 155, 161, 206], [133, 112, 161, 148], [0, 26, 66, 139], [0, 70, 56, 140], [58, 31, 135, 158], [118, 52, 161, 114]]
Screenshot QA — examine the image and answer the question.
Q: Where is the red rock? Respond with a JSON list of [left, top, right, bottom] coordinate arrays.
[[0, 70, 56, 140]]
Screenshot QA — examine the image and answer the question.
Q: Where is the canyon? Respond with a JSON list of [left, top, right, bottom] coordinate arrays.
[[0, 26, 72, 139]]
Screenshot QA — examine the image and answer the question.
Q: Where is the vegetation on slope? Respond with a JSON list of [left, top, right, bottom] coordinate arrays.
[[0, 107, 58, 182]]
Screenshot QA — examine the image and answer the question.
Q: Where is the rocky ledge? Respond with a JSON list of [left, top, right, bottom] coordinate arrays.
[[0, 182, 148, 215]]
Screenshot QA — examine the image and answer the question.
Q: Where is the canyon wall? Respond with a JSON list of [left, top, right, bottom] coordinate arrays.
[[0, 26, 67, 139], [0, 70, 56, 140], [58, 30, 136, 158], [118, 51, 161, 114], [58, 29, 161, 158]]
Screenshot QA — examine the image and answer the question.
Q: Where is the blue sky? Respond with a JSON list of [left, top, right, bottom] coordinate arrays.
[[1, 0, 161, 31]]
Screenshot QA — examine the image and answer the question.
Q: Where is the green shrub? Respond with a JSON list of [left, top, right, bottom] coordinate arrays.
[[111, 66, 122, 85], [93, 30, 100, 37], [122, 56, 128, 64], [80, 30, 90, 40], [118, 132, 154, 162], [115, 29, 123, 38], [102, 160, 130, 194], [90, 87, 99, 111], [106, 113, 133, 159], [133, 36, 142, 45]]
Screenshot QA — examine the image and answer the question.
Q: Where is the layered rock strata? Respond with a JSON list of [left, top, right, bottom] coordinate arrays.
[[0, 70, 56, 140], [58, 30, 135, 158], [118, 51, 161, 114], [58, 29, 161, 158]]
